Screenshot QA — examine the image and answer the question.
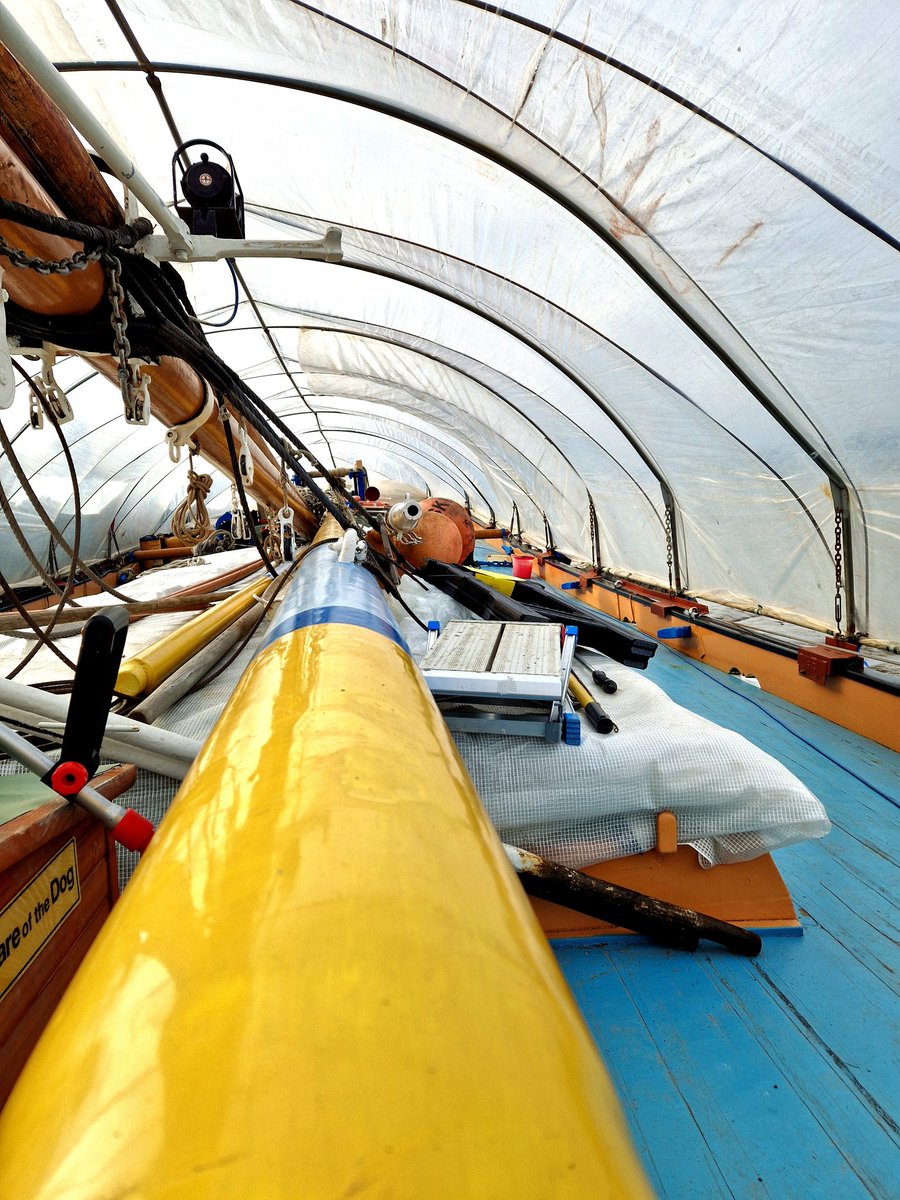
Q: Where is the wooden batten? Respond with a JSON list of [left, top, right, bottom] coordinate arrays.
[[532, 848, 799, 939]]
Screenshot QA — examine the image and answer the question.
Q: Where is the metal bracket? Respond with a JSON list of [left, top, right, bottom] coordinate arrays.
[[797, 644, 862, 686], [278, 506, 294, 562], [123, 363, 151, 425], [29, 346, 75, 428], [0, 267, 14, 410], [230, 484, 247, 540], [165, 381, 215, 461], [137, 227, 343, 264], [237, 421, 254, 486]]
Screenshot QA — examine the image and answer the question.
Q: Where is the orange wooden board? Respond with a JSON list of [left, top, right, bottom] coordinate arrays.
[[531, 846, 799, 937]]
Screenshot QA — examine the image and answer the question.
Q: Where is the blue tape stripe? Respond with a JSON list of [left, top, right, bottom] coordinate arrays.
[[265, 605, 409, 653]]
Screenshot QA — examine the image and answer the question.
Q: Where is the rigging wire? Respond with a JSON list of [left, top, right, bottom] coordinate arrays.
[[0, 201, 421, 607], [1, 364, 91, 676], [4, 362, 132, 601], [0, 199, 362, 532], [0, 564, 78, 676], [199, 258, 240, 328]]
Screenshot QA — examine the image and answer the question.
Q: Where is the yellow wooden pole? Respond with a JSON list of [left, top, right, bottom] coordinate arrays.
[[115, 573, 270, 697], [0, 540, 652, 1199]]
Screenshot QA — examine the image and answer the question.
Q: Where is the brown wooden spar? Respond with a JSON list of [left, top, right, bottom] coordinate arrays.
[[0, 131, 106, 316], [0, 54, 317, 536], [0, 46, 122, 229]]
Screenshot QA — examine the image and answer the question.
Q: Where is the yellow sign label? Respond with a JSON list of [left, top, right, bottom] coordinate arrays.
[[0, 839, 80, 1002]]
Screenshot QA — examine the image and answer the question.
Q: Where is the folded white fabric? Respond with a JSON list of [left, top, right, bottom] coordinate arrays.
[[390, 584, 831, 868]]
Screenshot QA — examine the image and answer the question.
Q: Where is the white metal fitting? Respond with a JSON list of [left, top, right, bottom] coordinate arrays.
[[237, 421, 254, 486], [123, 363, 151, 425], [32, 346, 74, 426], [0, 267, 14, 410], [385, 500, 423, 545], [166, 381, 215, 461]]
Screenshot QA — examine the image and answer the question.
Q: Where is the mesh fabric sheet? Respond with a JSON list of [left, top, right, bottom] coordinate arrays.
[[389, 583, 830, 868]]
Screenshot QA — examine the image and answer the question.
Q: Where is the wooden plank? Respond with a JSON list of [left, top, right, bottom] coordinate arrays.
[[492, 623, 560, 676], [0, 850, 109, 1038], [0, 812, 104, 903], [562, 939, 887, 1199], [421, 622, 502, 672], [554, 944, 735, 1199], [0, 902, 107, 1107], [778, 840, 900, 987], [647, 649, 899, 818], [746, 928, 900, 1124], [699, 939, 900, 1198]]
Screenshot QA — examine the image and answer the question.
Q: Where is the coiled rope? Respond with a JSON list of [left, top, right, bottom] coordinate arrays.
[[170, 458, 214, 545]]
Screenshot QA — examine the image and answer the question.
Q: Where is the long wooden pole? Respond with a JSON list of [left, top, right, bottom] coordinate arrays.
[[0, 591, 247, 632]]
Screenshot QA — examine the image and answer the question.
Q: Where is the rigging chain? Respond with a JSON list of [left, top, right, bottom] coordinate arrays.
[[0, 232, 102, 276], [103, 252, 150, 424], [664, 505, 675, 591], [834, 508, 844, 634]]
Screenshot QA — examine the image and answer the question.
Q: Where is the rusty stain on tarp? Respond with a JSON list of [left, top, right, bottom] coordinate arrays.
[[619, 117, 662, 205], [717, 220, 764, 266]]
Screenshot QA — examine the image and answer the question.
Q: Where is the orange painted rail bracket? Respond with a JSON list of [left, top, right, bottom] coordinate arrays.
[[797, 645, 862, 686], [616, 580, 709, 616]]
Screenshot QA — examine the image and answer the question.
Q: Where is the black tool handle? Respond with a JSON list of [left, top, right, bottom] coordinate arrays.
[[591, 668, 618, 694], [516, 855, 762, 957], [581, 698, 617, 734], [48, 607, 129, 790]]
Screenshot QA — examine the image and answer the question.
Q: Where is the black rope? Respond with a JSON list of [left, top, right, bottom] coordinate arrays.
[[0, 200, 385, 566], [201, 259, 240, 328], [0, 196, 151, 250], [116, 254, 367, 530]]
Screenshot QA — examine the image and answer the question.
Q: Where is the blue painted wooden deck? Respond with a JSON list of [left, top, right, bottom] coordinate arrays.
[[554, 640, 900, 1199]]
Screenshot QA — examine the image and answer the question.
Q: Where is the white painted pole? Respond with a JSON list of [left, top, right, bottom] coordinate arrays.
[[0, 679, 200, 775]]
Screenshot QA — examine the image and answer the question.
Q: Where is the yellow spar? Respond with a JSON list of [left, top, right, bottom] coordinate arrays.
[[115, 572, 270, 696], [0, 536, 653, 1199]]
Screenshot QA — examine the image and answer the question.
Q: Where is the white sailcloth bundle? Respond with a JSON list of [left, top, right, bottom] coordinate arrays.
[[390, 585, 830, 868]]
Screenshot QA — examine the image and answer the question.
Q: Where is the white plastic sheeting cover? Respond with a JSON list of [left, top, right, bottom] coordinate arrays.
[[4, 1, 899, 642], [1, 362, 233, 583], [390, 581, 830, 867]]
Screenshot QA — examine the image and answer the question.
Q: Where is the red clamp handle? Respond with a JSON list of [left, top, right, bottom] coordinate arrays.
[[50, 761, 89, 797], [112, 809, 155, 854]]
